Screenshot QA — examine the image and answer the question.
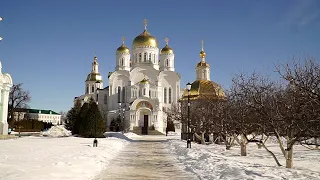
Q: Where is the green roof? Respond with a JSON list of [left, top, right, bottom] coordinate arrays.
[[27, 109, 60, 115]]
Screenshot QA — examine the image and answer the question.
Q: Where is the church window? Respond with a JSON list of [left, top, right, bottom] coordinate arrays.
[[122, 87, 125, 103], [164, 88, 167, 103], [166, 59, 169, 67], [91, 86, 94, 93], [149, 53, 151, 62], [117, 87, 121, 103], [139, 53, 142, 62], [86, 85, 89, 94], [169, 88, 172, 103], [144, 52, 147, 62], [104, 95, 108, 104], [121, 58, 124, 66], [143, 88, 146, 95], [149, 90, 151, 97]]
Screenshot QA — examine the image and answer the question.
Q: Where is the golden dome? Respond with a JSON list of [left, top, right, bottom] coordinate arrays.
[[160, 44, 174, 54], [133, 30, 158, 48], [197, 61, 210, 67], [140, 78, 149, 84], [181, 80, 225, 100], [200, 50, 206, 58], [116, 44, 130, 54], [86, 72, 103, 82]]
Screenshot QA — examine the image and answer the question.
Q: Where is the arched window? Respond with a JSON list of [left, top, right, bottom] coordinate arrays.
[[143, 88, 146, 95], [91, 86, 94, 93], [164, 88, 167, 103], [149, 53, 151, 61], [86, 85, 89, 94], [169, 88, 172, 103], [121, 58, 124, 66], [144, 52, 147, 62], [104, 94, 108, 104], [122, 87, 125, 103], [139, 53, 142, 62], [166, 59, 169, 67], [117, 86, 121, 103], [149, 90, 151, 97]]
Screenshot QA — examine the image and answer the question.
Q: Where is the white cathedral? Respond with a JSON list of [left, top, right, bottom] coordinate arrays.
[[75, 20, 181, 134], [74, 20, 219, 134]]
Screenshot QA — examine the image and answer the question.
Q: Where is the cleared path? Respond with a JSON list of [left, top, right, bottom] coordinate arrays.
[[94, 137, 198, 180]]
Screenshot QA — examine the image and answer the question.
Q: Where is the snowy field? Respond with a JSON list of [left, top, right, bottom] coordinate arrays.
[[0, 135, 129, 180], [168, 139, 320, 180]]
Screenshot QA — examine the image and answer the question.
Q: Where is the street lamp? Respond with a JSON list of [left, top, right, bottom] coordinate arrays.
[[186, 82, 192, 148], [93, 81, 100, 147], [118, 102, 122, 131]]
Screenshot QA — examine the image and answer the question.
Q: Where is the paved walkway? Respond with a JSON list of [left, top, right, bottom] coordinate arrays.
[[94, 137, 198, 180]]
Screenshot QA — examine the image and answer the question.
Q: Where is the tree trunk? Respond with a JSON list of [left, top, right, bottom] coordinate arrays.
[[261, 141, 282, 166], [201, 132, 206, 144], [241, 134, 247, 156], [286, 147, 293, 168]]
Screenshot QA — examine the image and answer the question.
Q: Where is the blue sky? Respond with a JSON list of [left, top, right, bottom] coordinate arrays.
[[0, 0, 319, 113]]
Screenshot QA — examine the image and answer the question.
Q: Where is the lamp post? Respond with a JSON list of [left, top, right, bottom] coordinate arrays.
[[0, 17, 3, 42], [93, 81, 100, 147], [118, 102, 122, 131], [186, 82, 192, 148]]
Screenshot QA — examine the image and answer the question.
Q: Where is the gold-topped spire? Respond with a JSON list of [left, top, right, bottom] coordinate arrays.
[[165, 37, 169, 45], [116, 36, 130, 54], [199, 39, 206, 58], [201, 39, 204, 51], [143, 18, 148, 30], [121, 37, 125, 45]]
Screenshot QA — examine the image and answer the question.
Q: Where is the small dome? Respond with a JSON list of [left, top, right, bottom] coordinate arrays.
[[197, 61, 210, 67], [200, 50, 206, 58], [133, 30, 158, 48], [182, 80, 225, 100], [140, 78, 149, 84], [116, 44, 130, 54], [160, 45, 174, 54], [86, 72, 103, 82]]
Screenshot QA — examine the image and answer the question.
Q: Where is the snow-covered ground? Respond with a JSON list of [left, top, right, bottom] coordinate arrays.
[[0, 136, 129, 180], [168, 139, 320, 180]]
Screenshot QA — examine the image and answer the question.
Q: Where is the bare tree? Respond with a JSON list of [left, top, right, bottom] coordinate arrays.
[[8, 83, 31, 126]]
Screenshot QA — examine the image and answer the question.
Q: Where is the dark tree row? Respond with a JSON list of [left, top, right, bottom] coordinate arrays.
[[66, 98, 106, 138]]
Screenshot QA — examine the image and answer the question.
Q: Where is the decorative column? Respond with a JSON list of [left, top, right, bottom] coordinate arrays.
[[0, 62, 13, 135]]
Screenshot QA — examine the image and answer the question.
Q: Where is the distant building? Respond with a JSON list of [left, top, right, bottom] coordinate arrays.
[[13, 108, 61, 125]]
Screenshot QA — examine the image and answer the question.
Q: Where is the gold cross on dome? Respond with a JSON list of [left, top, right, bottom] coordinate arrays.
[[121, 37, 125, 44], [143, 18, 148, 30], [201, 39, 204, 51], [165, 37, 169, 45]]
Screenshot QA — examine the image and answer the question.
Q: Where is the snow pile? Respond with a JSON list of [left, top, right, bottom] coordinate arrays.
[[0, 136, 129, 180], [40, 125, 72, 137], [124, 132, 141, 138], [104, 132, 134, 141], [168, 139, 320, 180]]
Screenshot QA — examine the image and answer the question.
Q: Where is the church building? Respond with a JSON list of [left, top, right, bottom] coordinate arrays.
[[75, 20, 181, 134]]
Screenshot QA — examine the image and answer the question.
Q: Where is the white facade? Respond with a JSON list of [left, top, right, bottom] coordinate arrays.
[[0, 61, 13, 135], [75, 23, 181, 134], [13, 109, 62, 125]]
